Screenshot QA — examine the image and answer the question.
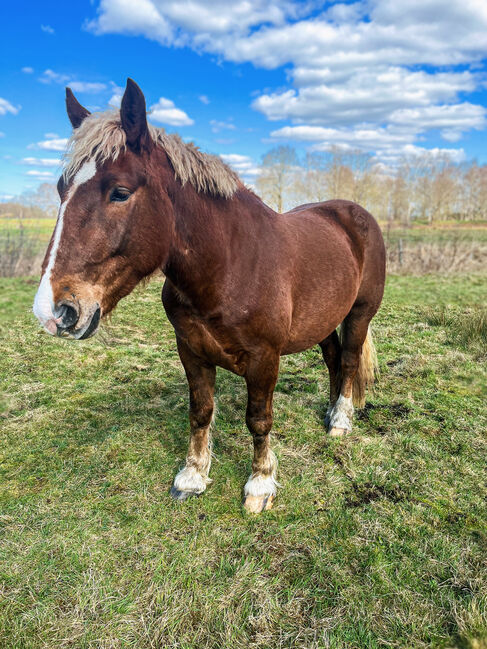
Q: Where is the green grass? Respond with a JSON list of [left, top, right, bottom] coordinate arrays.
[[381, 223, 487, 246], [420, 305, 487, 358], [0, 274, 486, 649]]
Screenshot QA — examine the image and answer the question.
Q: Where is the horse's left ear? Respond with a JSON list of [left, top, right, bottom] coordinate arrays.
[[66, 88, 90, 129], [120, 78, 149, 149]]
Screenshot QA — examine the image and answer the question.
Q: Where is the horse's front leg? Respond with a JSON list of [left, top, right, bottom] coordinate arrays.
[[171, 337, 216, 501], [243, 352, 280, 514]]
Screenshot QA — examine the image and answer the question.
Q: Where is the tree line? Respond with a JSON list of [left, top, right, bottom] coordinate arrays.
[[5, 150, 487, 224], [256, 146, 487, 223]]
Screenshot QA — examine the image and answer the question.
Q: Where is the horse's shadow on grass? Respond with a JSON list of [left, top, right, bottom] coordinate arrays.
[[45, 357, 343, 488], [158, 375, 254, 481], [54, 371, 255, 484]]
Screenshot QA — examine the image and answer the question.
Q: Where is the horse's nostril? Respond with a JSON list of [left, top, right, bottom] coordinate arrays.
[[55, 301, 79, 329]]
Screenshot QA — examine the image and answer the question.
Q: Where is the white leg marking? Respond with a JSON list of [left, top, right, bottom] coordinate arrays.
[[172, 428, 212, 500], [244, 450, 279, 498], [329, 395, 354, 433], [33, 159, 97, 334], [173, 465, 210, 495]]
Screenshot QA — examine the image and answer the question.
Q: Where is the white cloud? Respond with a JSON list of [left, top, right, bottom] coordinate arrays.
[[270, 124, 467, 164], [86, 0, 487, 159], [109, 93, 122, 108], [271, 124, 414, 151], [33, 137, 69, 152], [44, 132, 59, 138], [199, 95, 210, 104], [220, 153, 260, 178], [108, 82, 124, 108], [389, 103, 485, 132], [252, 68, 481, 128], [22, 66, 34, 74], [149, 97, 194, 126], [88, 0, 487, 67], [210, 119, 236, 133], [39, 69, 106, 93], [69, 81, 107, 93], [267, 99, 486, 154], [87, 0, 174, 43], [0, 132, 4, 138], [39, 69, 70, 84], [21, 157, 61, 167], [25, 170, 55, 178], [0, 194, 15, 201], [0, 98, 20, 116], [41, 24, 55, 34], [87, 0, 300, 43], [399, 144, 467, 164]]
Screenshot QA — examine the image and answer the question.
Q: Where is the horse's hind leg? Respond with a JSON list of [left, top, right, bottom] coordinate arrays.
[[328, 304, 376, 437], [171, 337, 215, 500], [243, 350, 280, 514], [319, 330, 341, 427]]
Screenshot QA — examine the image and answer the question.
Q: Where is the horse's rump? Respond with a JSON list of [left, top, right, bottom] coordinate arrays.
[[280, 200, 384, 354]]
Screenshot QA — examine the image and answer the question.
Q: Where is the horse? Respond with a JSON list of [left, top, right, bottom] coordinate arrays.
[[33, 79, 386, 514]]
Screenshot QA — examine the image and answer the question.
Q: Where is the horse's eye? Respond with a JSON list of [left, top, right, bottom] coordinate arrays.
[[110, 187, 132, 202]]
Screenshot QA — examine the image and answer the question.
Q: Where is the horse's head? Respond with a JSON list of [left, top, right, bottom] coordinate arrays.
[[33, 79, 175, 339]]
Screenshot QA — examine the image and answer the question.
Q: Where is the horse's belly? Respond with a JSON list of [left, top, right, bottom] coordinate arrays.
[[282, 301, 353, 354]]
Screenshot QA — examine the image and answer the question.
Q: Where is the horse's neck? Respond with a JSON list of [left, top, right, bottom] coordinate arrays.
[[164, 185, 272, 309]]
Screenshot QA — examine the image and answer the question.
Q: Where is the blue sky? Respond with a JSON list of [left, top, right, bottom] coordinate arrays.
[[1, 0, 487, 198]]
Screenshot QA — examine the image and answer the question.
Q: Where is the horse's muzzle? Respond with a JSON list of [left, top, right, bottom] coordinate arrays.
[[55, 301, 101, 339]]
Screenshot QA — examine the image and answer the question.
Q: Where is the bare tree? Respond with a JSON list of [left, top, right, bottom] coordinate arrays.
[[255, 144, 485, 223], [256, 146, 299, 212], [324, 147, 353, 199], [462, 163, 487, 221], [296, 152, 328, 203], [19, 183, 59, 216]]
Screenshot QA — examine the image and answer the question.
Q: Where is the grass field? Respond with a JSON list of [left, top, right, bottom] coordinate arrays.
[[0, 273, 486, 648]]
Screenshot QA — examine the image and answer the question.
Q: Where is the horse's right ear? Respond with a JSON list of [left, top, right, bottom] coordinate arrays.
[[66, 88, 90, 129], [120, 78, 149, 149]]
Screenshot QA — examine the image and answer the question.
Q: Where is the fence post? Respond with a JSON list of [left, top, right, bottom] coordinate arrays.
[[398, 238, 403, 267]]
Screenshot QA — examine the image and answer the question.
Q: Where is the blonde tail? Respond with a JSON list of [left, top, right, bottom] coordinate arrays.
[[339, 325, 378, 408]]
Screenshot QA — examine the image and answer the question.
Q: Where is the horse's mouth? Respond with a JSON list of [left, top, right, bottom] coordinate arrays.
[[57, 305, 101, 340]]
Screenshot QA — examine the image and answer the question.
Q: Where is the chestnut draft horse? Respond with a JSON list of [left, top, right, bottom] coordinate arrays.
[[33, 79, 386, 513]]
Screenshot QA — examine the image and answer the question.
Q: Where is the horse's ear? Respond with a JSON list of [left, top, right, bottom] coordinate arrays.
[[120, 78, 149, 149], [66, 88, 90, 129]]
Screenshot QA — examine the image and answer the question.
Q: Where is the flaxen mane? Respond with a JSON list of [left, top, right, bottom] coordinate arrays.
[[63, 110, 239, 198]]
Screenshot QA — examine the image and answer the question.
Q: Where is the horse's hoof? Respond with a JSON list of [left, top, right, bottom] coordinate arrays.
[[170, 486, 199, 501], [329, 426, 348, 437], [243, 493, 275, 513]]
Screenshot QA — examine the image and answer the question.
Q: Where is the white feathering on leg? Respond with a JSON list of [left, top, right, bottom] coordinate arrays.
[[244, 449, 279, 497], [173, 465, 210, 495], [172, 425, 213, 496], [329, 395, 354, 432]]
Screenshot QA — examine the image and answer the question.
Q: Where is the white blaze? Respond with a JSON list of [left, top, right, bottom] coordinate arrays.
[[33, 159, 97, 334]]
